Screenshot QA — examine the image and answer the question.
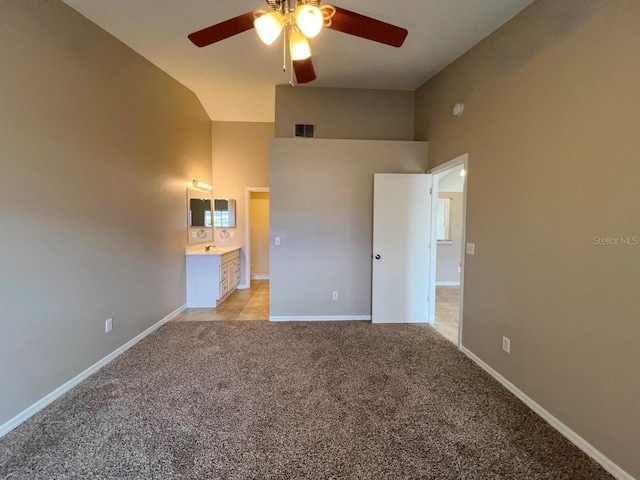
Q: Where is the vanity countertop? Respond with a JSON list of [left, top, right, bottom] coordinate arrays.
[[185, 245, 240, 256]]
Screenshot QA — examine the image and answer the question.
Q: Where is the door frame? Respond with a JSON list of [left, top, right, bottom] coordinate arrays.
[[428, 153, 468, 349], [241, 186, 269, 290]]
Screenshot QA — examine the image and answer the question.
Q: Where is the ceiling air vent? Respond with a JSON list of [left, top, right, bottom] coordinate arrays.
[[294, 124, 315, 138]]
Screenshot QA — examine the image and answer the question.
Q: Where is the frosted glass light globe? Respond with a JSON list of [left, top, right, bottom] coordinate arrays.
[[295, 5, 323, 38], [290, 30, 312, 60], [254, 12, 285, 45]]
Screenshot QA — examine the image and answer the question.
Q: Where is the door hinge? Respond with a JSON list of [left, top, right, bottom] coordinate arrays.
[[430, 187, 432, 195]]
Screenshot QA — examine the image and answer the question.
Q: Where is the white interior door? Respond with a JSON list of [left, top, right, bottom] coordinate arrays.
[[372, 174, 434, 323]]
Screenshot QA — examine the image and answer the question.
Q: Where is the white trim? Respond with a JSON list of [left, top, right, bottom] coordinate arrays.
[[0, 304, 186, 439], [436, 281, 461, 286], [269, 315, 371, 322], [244, 187, 269, 291], [429, 154, 468, 175], [250, 274, 270, 280], [427, 174, 438, 325], [429, 153, 468, 350], [461, 346, 634, 480]]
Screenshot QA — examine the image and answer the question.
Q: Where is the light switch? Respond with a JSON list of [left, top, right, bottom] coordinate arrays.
[[466, 243, 475, 255], [191, 232, 197, 238], [275, 236, 281, 246]]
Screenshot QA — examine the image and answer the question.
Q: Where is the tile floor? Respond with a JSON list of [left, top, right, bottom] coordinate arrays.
[[173, 282, 459, 342], [173, 280, 269, 322], [434, 286, 460, 344]]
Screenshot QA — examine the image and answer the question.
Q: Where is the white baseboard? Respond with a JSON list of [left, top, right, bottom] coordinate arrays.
[[237, 283, 249, 290], [0, 304, 186, 439], [269, 315, 371, 322], [250, 274, 270, 280], [436, 281, 461, 286], [461, 346, 633, 480]]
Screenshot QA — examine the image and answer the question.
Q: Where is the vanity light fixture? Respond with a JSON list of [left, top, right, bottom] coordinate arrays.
[[192, 180, 213, 191]]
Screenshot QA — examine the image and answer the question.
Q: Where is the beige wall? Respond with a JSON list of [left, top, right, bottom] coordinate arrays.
[[211, 122, 273, 286], [0, 1, 211, 426], [436, 192, 463, 285], [270, 138, 427, 318], [249, 192, 270, 276], [275, 86, 414, 140], [414, 1, 640, 476]]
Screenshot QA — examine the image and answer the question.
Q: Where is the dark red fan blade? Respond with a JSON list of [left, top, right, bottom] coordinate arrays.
[[188, 12, 256, 47], [293, 58, 317, 84], [328, 6, 408, 48]]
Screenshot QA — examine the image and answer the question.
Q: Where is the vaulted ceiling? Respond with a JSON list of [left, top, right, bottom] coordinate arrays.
[[62, 0, 535, 122]]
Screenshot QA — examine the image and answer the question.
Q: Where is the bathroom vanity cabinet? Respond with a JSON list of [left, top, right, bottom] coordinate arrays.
[[185, 247, 241, 308]]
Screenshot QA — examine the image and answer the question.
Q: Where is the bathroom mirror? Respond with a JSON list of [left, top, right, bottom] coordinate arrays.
[[214, 198, 236, 228], [187, 188, 213, 244], [436, 198, 452, 241], [190, 198, 212, 227]]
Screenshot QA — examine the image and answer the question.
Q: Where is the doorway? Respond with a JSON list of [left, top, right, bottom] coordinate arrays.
[[249, 191, 270, 281], [428, 154, 468, 347], [244, 187, 270, 317]]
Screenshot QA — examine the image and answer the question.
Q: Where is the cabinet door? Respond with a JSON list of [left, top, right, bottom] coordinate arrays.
[[231, 259, 240, 288], [234, 259, 240, 285]]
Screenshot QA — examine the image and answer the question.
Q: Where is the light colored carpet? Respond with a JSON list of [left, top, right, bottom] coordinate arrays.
[[0, 322, 611, 479]]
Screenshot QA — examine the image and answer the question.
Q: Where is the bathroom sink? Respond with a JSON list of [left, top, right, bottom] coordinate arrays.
[[184, 245, 240, 256], [204, 248, 231, 255]]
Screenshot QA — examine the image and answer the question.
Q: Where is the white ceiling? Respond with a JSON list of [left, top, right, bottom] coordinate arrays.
[[61, 0, 535, 122]]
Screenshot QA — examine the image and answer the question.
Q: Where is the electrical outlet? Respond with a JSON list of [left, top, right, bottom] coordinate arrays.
[[105, 318, 113, 333], [332, 291, 339, 300], [466, 243, 475, 255], [275, 236, 281, 246], [191, 232, 197, 238], [502, 336, 510, 353]]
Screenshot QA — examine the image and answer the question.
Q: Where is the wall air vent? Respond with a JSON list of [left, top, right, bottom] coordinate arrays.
[[294, 124, 315, 138]]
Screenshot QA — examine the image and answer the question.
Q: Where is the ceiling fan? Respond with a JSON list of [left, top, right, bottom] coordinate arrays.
[[188, 0, 408, 85]]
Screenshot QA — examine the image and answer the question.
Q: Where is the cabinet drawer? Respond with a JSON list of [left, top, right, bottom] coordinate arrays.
[[220, 264, 229, 281], [219, 279, 229, 298], [221, 250, 239, 264]]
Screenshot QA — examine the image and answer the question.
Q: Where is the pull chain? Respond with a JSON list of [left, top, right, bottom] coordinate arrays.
[[282, 24, 287, 72], [281, 0, 294, 86], [289, 53, 294, 86]]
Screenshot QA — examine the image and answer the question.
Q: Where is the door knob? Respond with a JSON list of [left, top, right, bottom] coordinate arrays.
[[375, 254, 381, 260]]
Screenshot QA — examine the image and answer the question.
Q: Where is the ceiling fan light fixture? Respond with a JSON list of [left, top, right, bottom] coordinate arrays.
[[295, 5, 323, 38], [290, 29, 312, 61], [254, 11, 284, 45]]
